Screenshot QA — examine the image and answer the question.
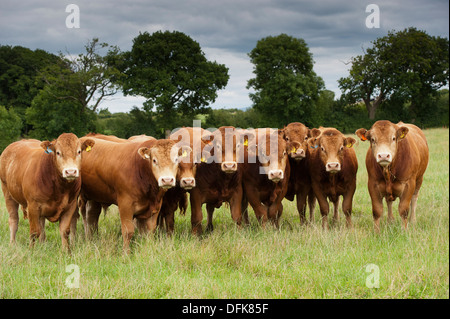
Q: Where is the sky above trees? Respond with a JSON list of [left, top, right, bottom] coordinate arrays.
[[0, 0, 448, 112]]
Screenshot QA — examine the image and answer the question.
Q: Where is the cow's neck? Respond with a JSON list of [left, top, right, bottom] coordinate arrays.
[[39, 153, 79, 194]]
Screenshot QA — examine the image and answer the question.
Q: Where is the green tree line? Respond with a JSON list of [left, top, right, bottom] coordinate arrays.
[[1, 28, 448, 152]]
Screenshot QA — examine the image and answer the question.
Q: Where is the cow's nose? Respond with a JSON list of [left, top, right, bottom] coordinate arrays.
[[377, 153, 391, 164], [326, 162, 341, 172], [292, 148, 306, 159], [268, 169, 284, 182], [63, 168, 79, 178], [180, 177, 196, 189], [159, 176, 175, 188], [221, 161, 237, 173]]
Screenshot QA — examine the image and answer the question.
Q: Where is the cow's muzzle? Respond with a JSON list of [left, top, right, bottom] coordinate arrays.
[[290, 148, 306, 160], [221, 161, 237, 173], [326, 162, 341, 173], [180, 177, 196, 190], [377, 153, 392, 166], [268, 169, 284, 183], [158, 176, 176, 189], [63, 168, 79, 180]]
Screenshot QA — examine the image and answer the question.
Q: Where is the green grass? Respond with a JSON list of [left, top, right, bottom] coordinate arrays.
[[0, 128, 448, 298]]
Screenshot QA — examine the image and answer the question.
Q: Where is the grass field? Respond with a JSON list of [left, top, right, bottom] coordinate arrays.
[[0, 128, 448, 299]]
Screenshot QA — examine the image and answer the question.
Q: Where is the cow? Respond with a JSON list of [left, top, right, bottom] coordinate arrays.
[[308, 128, 358, 229], [283, 122, 316, 224], [187, 126, 247, 234], [0, 133, 94, 251], [241, 128, 290, 228], [156, 127, 207, 234], [355, 120, 429, 231], [85, 132, 128, 143], [78, 137, 187, 252]]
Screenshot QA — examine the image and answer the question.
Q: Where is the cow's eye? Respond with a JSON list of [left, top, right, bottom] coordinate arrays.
[[371, 138, 376, 144], [77, 150, 81, 155], [340, 146, 344, 151], [392, 136, 396, 141], [285, 136, 290, 141], [320, 146, 325, 152], [152, 158, 158, 165], [283, 151, 287, 156], [56, 151, 61, 156], [304, 136, 308, 140]]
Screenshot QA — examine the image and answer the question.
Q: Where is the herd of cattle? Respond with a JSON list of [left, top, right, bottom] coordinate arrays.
[[0, 120, 429, 253]]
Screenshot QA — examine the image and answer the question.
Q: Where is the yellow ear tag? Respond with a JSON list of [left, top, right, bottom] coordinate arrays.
[[400, 132, 405, 139], [86, 145, 92, 152], [201, 157, 206, 163], [182, 150, 188, 157], [346, 143, 352, 148], [243, 138, 248, 147], [291, 147, 297, 154]]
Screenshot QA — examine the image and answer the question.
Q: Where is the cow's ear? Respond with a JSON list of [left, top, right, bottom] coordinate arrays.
[[355, 128, 369, 142], [310, 128, 321, 138], [138, 147, 151, 159], [40, 141, 55, 154], [81, 139, 95, 152], [344, 137, 356, 148], [178, 145, 192, 159], [396, 126, 409, 140]]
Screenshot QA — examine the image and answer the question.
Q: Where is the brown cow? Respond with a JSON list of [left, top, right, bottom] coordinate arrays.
[[241, 128, 290, 227], [188, 126, 247, 234], [156, 127, 207, 234], [283, 122, 316, 224], [308, 128, 357, 229], [79, 137, 186, 252], [0, 133, 94, 251], [355, 120, 429, 231]]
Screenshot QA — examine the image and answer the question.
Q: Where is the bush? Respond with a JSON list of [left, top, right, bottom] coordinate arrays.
[[0, 105, 22, 152]]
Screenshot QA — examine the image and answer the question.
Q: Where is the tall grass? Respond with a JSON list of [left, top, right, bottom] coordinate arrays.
[[0, 128, 448, 298]]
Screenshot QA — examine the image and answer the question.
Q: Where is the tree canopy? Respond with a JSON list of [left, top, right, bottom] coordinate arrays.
[[247, 34, 324, 128], [339, 27, 449, 120], [122, 30, 229, 134]]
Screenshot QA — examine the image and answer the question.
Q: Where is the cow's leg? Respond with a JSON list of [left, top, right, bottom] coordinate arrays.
[[39, 217, 46, 242], [368, 181, 383, 233], [410, 176, 423, 224], [307, 189, 316, 223], [268, 202, 280, 228], [342, 193, 354, 228], [241, 194, 250, 225], [386, 198, 394, 222], [117, 206, 135, 254], [312, 184, 329, 230], [332, 197, 340, 224], [59, 201, 77, 253], [229, 186, 243, 227], [205, 203, 215, 232], [1, 184, 20, 244], [398, 181, 416, 230], [245, 189, 268, 226], [69, 208, 79, 243], [27, 204, 41, 247], [189, 190, 203, 235], [296, 191, 308, 225], [85, 200, 102, 239]]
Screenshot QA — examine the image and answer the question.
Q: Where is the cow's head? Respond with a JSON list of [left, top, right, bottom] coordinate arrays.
[[175, 142, 197, 190], [256, 129, 288, 183], [356, 120, 408, 167], [41, 133, 95, 181], [138, 139, 184, 189], [201, 126, 250, 173], [283, 122, 310, 161], [311, 128, 355, 173]]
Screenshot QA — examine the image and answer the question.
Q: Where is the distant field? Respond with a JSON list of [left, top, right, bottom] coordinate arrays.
[[0, 128, 448, 298]]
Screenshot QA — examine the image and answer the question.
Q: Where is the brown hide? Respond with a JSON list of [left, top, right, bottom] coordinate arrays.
[[355, 120, 429, 230]]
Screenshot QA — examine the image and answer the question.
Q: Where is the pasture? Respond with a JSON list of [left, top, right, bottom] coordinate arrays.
[[0, 128, 448, 299]]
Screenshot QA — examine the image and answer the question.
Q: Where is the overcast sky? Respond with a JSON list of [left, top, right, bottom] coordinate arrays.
[[1, 0, 448, 113]]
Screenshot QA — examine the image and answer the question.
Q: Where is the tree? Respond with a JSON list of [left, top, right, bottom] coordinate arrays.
[[39, 38, 123, 114], [0, 105, 22, 152], [122, 31, 229, 132], [247, 34, 324, 128], [0, 45, 59, 133], [339, 27, 449, 120]]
